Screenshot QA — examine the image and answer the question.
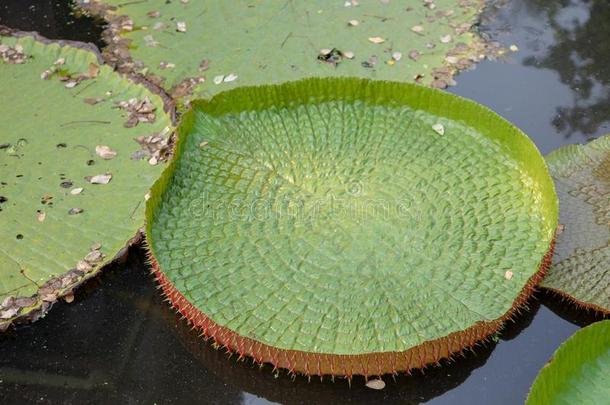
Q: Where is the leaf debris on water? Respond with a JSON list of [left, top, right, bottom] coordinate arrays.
[[408, 50, 420, 61], [144, 35, 158, 47], [88, 63, 99, 78], [432, 123, 444, 135], [361, 55, 378, 68], [0, 43, 26, 64], [159, 61, 176, 69], [133, 129, 171, 164], [224, 73, 238, 83], [146, 10, 161, 18], [318, 48, 345, 66], [95, 145, 117, 160], [85, 249, 104, 263], [199, 59, 210, 72], [86, 173, 112, 184], [117, 97, 156, 127], [366, 379, 386, 390], [440, 34, 452, 43], [68, 207, 83, 215], [83, 97, 102, 105]]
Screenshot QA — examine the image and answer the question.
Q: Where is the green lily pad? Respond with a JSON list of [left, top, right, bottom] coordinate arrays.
[[527, 320, 610, 405], [542, 135, 610, 314], [146, 78, 557, 376], [0, 31, 173, 328], [76, 0, 498, 102]]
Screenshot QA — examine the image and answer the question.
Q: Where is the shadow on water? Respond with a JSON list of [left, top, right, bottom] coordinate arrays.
[[538, 289, 609, 328], [0, 250, 244, 404], [0, 0, 104, 48], [0, 249, 502, 405], [0, 249, 588, 405], [1, 0, 610, 404]]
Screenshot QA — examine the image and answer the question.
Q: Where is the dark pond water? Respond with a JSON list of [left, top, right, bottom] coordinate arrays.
[[0, 0, 104, 48], [1, 1, 609, 404]]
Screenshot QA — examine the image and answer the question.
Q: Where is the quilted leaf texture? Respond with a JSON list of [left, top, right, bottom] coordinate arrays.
[[542, 135, 610, 313], [146, 78, 557, 376], [527, 320, 610, 405], [0, 32, 172, 328]]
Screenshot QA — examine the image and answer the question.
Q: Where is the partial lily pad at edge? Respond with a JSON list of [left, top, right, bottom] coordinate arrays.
[[526, 320, 610, 405], [75, 0, 503, 102], [0, 29, 174, 329], [542, 135, 610, 314]]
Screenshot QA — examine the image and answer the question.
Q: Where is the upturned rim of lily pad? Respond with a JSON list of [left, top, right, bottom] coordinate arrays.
[[145, 77, 558, 377], [541, 135, 610, 316]]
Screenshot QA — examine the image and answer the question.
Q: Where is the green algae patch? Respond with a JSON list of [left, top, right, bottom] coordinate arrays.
[[146, 78, 557, 376], [0, 31, 173, 329]]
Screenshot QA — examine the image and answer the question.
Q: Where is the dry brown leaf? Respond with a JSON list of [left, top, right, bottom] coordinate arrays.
[[95, 145, 117, 160]]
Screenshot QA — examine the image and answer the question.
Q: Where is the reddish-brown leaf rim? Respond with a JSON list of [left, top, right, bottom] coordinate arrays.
[[145, 237, 556, 378]]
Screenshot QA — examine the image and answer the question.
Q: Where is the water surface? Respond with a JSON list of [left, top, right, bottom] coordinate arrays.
[[1, 1, 609, 404]]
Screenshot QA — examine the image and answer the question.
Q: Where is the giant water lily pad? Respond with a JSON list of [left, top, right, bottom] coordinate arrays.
[[76, 0, 498, 101], [542, 135, 610, 314], [527, 320, 610, 405], [0, 31, 173, 328], [146, 78, 557, 376]]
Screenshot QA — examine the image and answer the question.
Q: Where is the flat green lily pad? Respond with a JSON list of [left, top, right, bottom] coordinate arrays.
[[76, 0, 498, 102], [542, 135, 610, 313], [0, 31, 173, 328], [527, 320, 610, 405], [146, 78, 557, 376]]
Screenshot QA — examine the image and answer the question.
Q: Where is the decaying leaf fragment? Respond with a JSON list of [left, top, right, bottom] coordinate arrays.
[[86, 173, 113, 184], [95, 145, 117, 159], [117, 97, 157, 127]]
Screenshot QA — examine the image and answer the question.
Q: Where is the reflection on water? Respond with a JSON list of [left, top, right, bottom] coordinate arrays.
[[522, 0, 610, 138], [0, 0, 104, 47], [453, 0, 610, 154], [1, 0, 610, 404]]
